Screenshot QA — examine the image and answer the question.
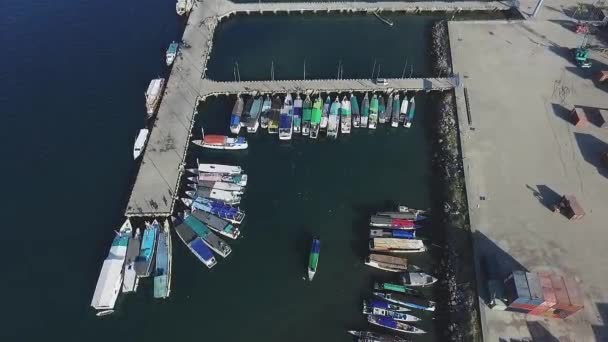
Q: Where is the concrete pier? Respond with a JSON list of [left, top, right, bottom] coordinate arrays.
[[125, 0, 506, 216]]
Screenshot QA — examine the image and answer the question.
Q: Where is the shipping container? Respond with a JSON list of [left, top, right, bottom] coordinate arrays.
[[526, 272, 544, 306], [551, 276, 572, 310], [528, 305, 550, 316], [538, 273, 557, 308], [505, 271, 532, 305], [571, 107, 589, 127]]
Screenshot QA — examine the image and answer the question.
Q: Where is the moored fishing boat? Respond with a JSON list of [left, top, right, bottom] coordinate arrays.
[[405, 96, 415, 128], [240, 97, 253, 133], [293, 94, 302, 134], [122, 227, 140, 293], [377, 208, 427, 221], [400, 271, 438, 287], [384, 93, 393, 125], [327, 96, 340, 139], [181, 197, 245, 224], [186, 188, 241, 205], [310, 96, 322, 139], [373, 291, 436, 311], [172, 216, 217, 268], [367, 315, 426, 334], [176, 0, 194, 16], [154, 220, 172, 299], [133, 129, 149, 160], [365, 253, 408, 272], [391, 94, 400, 127], [369, 228, 416, 239], [187, 173, 247, 187], [340, 95, 352, 134], [399, 94, 409, 126], [190, 181, 244, 193], [183, 212, 232, 257], [369, 94, 378, 129], [308, 238, 320, 281], [145, 78, 165, 117], [279, 94, 293, 140], [351, 93, 360, 128], [320, 95, 330, 130], [192, 129, 247, 150], [268, 95, 281, 134], [302, 95, 312, 136], [369, 238, 426, 253], [363, 301, 420, 322], [378, 94, 387, 124], [370, 215, 416, 229], [260, 95, 271, 130], [166, 41, 178, 66], [245, 96, 262, 133], [197, 163, 242, 175], [361, 93, 370, 128], [364, 299, 411, 313], [190, 210, 240, 239], [135, 220, 159, 278], [374, 282, 422, 297], [91, 219, 131, 316], [229, 96, 244, 134], [347, 330, 411, 342]]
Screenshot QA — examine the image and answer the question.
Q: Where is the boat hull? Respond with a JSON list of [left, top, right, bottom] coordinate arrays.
[[192, 140, 248, 150]]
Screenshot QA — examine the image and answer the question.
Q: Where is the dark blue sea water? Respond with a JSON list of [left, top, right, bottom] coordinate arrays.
[[1, 1, 439, 340]]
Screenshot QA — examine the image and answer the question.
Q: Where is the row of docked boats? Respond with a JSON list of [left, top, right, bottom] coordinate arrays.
[[228, 92, 417, 141], [91, 219, 172, 316]]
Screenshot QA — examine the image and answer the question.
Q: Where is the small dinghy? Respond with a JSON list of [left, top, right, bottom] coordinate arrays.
[[400, 271, 437, 287]]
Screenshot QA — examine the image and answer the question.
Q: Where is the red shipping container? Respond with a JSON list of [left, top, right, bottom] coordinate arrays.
[[563, 277, 584, 311], [509, 302, 538, 311], [551, 276, 572, 310], [571, 107, 589, 127], [538, 273, 557, 307], [528, 305, 550, 316]]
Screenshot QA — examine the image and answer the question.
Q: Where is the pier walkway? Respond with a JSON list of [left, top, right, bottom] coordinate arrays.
[[125, 0, 502, 216]]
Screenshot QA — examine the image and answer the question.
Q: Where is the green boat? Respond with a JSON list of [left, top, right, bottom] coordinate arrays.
[[369, 94, 379, 129], [374, 282, 422, 297], [378, 95, 386, 124], [302, 95, 312, 136], [351, 94, 361, 128], [361, 93, 370, 128], [310, 97, 322, 139], [405, 96, 416, 128], [308, 238, 320, 281]]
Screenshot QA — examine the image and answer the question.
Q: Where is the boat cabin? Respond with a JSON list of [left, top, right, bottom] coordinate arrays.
[[375, 78, 389, 86], [554, 195, 585, 220]]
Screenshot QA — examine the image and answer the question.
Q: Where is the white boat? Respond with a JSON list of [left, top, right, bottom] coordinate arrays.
[[190, 181, 244, 193], [165, 41, 178, 66], [365, 253, 408, 272], [399, 95, 409, 126], [400, 271, 438, 287], [192, 129, 247, 150], [176, 0, 194, 16], [187, 173, 248, 186], [121, 228, 140, 293], [145, 78, 165, 117], [340, 96, 352, 134], [90, 219, 132, 315], [186, 189, 241, 205], [133, 129, 149, 160], [197, 162, 242, 175]]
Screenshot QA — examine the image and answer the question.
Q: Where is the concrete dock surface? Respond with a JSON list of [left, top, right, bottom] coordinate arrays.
[[450, 12, 608, 341]]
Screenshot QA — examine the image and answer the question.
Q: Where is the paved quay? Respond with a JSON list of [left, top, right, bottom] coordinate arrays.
[[449, 9, 608, 341]]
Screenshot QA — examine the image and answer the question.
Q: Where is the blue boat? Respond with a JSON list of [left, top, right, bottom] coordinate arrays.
[[134, 220, 159, 277], [172, 216, 217, 269], [279, 94, 293, 140], [183, 213, 232, 258], [369, 228, 416, 239], [363, 301, 420, 322], [181, 197, 245, 224], [366, 299, 411, 312], [153, 219, 172, 299], [293, 94, 302, 134]]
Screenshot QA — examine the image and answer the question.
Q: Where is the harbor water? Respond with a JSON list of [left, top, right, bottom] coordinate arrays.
[[2, 1, 442, 341]]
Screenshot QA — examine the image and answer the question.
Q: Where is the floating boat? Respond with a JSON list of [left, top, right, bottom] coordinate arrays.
[[391, 94, 400, 127], [340, 96, 352, 134], [172, 216, 217, 268], [370, 215, 416, 229], [363, 301, 420, 322], [320, 95, 330, 130], [190, 209, 240, 239], [302, 95, 312, 136], [122, 227, 141, 293], [185, 188, 240, 205], [373, 291, 436, 311], [327, 96, 340, 139], [197, 163, 242, 175], [293, 94, 302, 134], [245, 96, 262, 133], [192, 130, 248, 150], [183, 212, 232, 257], [190, 181, 244, 193], [154, 220, 172, 299], [384, 94, 393, 125], [347, 330, 411, 342], [145, 78, 165, 117], [361, 93, 370, 128], [377, 208, 427, 221], [401, 271, 437, 287], [405, 96, 415, 128], [260, 95, 271, 130], [369, 238, 426, 253], [90, 219, 131, 316], [364, 299, 411, 313], [166, 41, 178, 66], [133, 129, 149, 160], [399, 95, 409, 125], [241, 97, 254, 133], [181, 197, 245, 224], [135, 220, 159, 278], [308, 238, 320, 281], [187, 173, 247, 186], [279, 94, 293, 140], [369, 94, 378, 129], [310, 96, 322, 139], [370, 228, 416, 239], [229, 96, 244, 134], [268, 95, 281, 134], [365, 254, 408, 272], [176, 0, 194, 16], [367, 315, 426, 334], [377, 94, 386, 124], [374, 282, 422, 297], [351, 93, 360, 128]]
